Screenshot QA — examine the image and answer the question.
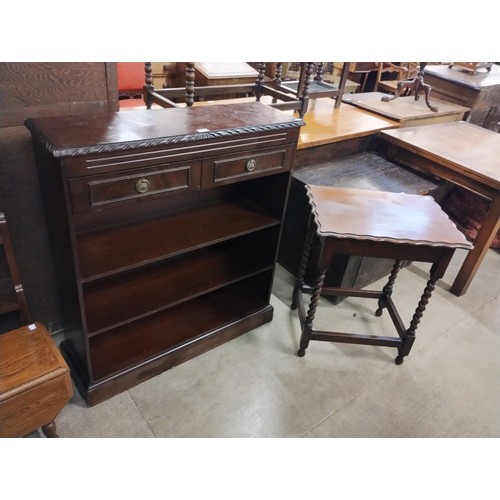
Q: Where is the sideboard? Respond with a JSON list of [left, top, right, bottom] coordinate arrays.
[[25, 102, 303, 405]]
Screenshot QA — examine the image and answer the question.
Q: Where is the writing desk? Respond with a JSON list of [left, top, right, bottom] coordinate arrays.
[[380, 120, 500, 296]]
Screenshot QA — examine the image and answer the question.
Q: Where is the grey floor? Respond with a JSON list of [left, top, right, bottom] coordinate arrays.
[[30, 247, 499, 439]]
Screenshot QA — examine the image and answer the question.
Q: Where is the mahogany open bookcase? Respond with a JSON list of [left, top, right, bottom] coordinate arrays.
[[25, 102, 303, 405]]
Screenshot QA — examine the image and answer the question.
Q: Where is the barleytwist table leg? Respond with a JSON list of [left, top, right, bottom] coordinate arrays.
[[396, 276, 437, 364], [298, 268, 326, 357], [291, 223, 315, 310], [375, 260, 403, 316]]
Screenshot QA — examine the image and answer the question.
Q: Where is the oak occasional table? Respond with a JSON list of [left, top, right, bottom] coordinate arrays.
[[291, 186, 472, 364], [380, 120, 500, 296]]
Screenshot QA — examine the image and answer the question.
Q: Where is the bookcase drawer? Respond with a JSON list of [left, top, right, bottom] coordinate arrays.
[[69, 161, 201, 213], [202, 146, 292, 187]]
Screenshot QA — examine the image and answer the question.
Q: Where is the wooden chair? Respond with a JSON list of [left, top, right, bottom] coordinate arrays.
[[272, 62, 351, 116], [0, 212, 30, 332], [143, 61, 349, 118], [374, 62, 419, 94], [116, 62, 144, 99], [145, 61, 261, 109], [116, 62, 147, 108], [331, 62, 377, 93], [144, 62, 307, 117]]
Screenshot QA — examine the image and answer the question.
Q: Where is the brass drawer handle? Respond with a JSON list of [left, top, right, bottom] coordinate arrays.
[[245, 159, 257, 172], [135, 178, 151, 194]]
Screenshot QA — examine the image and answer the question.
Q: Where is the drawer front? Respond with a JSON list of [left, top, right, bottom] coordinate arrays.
[[69, 161, 201, 213], [202, 146, 293, 187]]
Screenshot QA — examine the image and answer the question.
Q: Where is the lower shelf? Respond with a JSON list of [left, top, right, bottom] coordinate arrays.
[[63, 283, 273, 405], [83, 236, 275, 335]]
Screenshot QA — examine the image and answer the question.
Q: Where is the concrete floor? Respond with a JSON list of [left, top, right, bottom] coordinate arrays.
[[28, 247, 499, 439]]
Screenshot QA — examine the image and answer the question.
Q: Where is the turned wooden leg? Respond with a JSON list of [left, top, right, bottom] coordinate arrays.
[[291, 222, 315, 310], [297, 267, 326, 357], [376, 260, 403, 316], [41, 421, 59, 438], [396, 275, 437, 364]]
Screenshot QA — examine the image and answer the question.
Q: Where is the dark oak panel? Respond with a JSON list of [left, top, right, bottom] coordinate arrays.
[[0, 63, 119, 331], [0, 62, 118, 127]]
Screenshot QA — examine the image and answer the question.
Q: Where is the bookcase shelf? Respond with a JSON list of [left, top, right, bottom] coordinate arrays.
[[89, 282, 269, 380], [77, 198, 279, 282], [84, 235, 276, 336]]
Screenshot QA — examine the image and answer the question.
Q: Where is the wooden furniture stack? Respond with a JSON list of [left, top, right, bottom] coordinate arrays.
[[26, 101, 304, 405], [146, 62, 302, 112], [145, 62, 350, 118]]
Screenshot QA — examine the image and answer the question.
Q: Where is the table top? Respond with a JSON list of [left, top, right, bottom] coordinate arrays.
[[380, 121, 500, 190], [343, 92, 469, 121], [306, 185, 472, 249], [424, 63, 500, 89], [295, 98, 397, 149], [0, 323, 68, 398], [195, 62, 258, 79]]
